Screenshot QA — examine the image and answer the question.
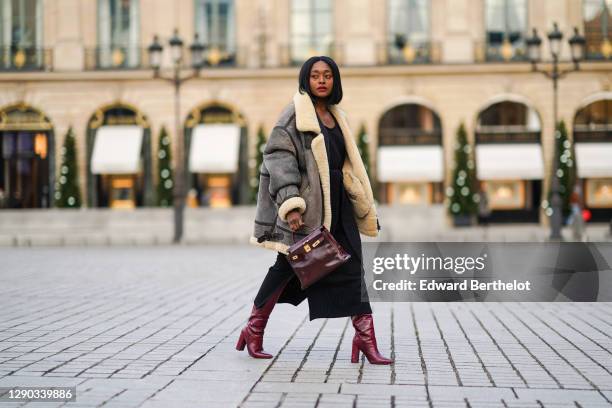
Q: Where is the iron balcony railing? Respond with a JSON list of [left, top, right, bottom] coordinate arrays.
[[278, 43, 345, 67], [188, 44, 248, 68], [85, 45, 248, 70], [583, 40, 612, 61], [474, 40, 529, 63], [0, 47, 53, 71], [376, 40, 441, 65], [85, 46, 149, 70]]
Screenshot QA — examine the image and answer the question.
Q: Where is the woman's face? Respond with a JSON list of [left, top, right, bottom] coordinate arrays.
[[309, 60, 333, 99]]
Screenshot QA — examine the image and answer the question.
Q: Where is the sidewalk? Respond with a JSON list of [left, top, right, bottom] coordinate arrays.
[[0, 206, 610, 246], [0, 245, 611, 407]]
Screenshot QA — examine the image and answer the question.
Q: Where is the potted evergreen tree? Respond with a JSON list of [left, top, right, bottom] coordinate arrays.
[[250, 124, 266, 204], [543, 120, 575, 225], [447, 123, 478, 226], [54, 126, 82, 208], [156, 126, 173, 207], [356, 123, 376, 201]]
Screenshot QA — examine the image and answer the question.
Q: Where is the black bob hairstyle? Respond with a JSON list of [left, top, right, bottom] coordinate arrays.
[[298, 55, 343, 106]]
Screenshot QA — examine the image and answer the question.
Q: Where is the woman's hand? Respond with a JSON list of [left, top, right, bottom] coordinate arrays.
[[286, 209, 304, 231]]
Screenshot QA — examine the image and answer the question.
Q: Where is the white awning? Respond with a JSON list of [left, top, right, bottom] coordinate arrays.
[[91, 125, 143, 174], [575, 143, 612, 178], [377, 145, 444, 182], [476, 143, 543, 180], [189, 124, 240, 173]]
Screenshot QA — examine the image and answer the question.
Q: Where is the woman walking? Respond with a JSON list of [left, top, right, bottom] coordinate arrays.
[[238, 56, 393, 365]]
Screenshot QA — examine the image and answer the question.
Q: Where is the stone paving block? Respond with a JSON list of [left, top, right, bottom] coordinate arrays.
[[391, 396, 434, 408], [243, 391, 284, 402], [279, 392, 321, 407], [242, 403, 279, 408], [0, 375, 83, 387], [253, 381, 341, 394], [500, 401, 541, 408], [340, 383, 427, 397], [514, 387, 611, 405], [140, 400, 226, 408], [179, 369, 263, 382], [146, 378, 251, 405], [428, 384, 518, 403], [77, 377, 172, 390], [355, 394, 394, 406], [466, 401, 507, 408], [21, 403, 65, 408], [316, 393, 356, 407]]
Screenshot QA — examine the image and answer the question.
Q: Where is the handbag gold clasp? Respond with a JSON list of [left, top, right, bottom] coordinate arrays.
[[303, 244, 311, 252], [312, 239, 320, 247]]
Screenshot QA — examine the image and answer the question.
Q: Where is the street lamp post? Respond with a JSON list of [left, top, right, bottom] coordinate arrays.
[[148, 29, 206, 243], [525, 22, 586, 241]]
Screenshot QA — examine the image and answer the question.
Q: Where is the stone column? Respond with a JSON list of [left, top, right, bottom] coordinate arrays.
[[52, 0, 85, 71]]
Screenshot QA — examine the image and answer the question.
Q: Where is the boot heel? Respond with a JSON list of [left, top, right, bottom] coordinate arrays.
[[236, 330, 246, 351], [351, 341, 359, 363]]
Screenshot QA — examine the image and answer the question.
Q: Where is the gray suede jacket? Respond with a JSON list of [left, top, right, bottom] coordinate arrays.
[[249, 91, 380, 255]]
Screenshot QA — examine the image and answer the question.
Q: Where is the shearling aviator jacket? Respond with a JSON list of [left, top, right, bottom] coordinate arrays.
[[249, 90, 380, 255]]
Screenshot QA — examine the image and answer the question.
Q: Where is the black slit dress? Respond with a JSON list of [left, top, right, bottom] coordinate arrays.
[[253, 114, 373, 321]]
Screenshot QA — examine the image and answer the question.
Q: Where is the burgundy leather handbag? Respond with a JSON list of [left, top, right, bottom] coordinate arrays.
[[285, 225, 351, 290]]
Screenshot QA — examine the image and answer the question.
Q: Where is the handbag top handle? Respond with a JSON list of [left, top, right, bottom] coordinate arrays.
[[291, 225, 318, 244]]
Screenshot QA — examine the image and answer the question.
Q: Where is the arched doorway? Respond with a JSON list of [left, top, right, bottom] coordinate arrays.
[[184, 103, 248, 207], [86, 104, 152, 208], [573, 97, 612, 222], [377, 103, 444, 205], [475, 99, 543, 223], [0, 103, 54, 208]]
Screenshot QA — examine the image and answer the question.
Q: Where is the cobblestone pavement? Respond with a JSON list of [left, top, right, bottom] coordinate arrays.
[[0, 245, 611, 408]]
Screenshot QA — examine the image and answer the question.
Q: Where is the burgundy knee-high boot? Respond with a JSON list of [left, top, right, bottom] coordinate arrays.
[[236, 278, 289, 358], [350, 313, 394, 365]]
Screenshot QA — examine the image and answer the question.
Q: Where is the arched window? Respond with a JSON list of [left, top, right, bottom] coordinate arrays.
[[573, 98, 612, 215], [378, 103, 442, 145], [185, 103, 249, 207], [574, 98, 612, 140], [0, 103, 54, 208], [86, 104, 151, 208], [377, 103, 444, 205], [475, 100, 543, 222], [476, 101, 541, 143]]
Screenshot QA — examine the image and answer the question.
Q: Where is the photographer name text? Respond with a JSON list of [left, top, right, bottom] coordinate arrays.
[[372, 279, 532, 291]]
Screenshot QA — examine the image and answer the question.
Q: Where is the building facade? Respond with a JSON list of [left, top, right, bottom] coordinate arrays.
[[0, 0, 611, 224]]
